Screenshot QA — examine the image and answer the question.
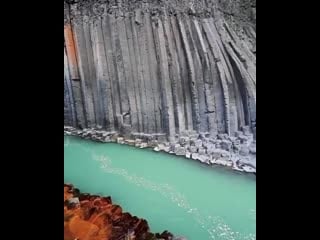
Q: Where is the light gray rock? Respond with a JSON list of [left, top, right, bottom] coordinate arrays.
[[210, 149, 230, 158], [140, 142, 148, 148], [152, 140, 159, 146], [68, 197, 80, 205], [205, 143, 216, 154], [242, 125, 251, 136], [188, 130, 198, 135], [163, 145, 171, 153], [238, 134, 250, 145], [189, 146, 198, 153], [239, 145, 250, 156], [198, 154, 210, 164], [135, 138, 142, 144], [153, 134, 167, 142], [215, 158, 233, 167], [157, 143, 165, 151], [209, 138, 217, 144], [173, 143, 181, 150], [125, 139, 136, 146], [117, 137, 125, 144], [242, 165, 256, 173], [180, 131, 189, 137], [238, 157, 256, 168], [191, 153, 199, 160], [175, 146, 186, 156], [221, 151, 230, 157], [201, 138, 210, 146], [198, 147, 206, 155], [195, 139, 203, 148], [209, 158, 215, 164], [211, 151, 222, 159], [153, 146, 160, 152]]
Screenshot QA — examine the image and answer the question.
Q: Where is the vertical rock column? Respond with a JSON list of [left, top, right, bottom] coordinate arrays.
[[64, 10, 86, 129], [64, 0, 256, 139]]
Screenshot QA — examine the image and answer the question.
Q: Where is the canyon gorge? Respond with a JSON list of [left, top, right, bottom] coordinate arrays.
[[64, 1, 256, 239], [64, 0, 256, 173]]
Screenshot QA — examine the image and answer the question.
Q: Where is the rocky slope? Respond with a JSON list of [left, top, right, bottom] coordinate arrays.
[[64, 0, 256, 172], [65, 125, 255, 173], [64, 183, 181, 240]]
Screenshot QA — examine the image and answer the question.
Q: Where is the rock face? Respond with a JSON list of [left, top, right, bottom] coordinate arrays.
[[65, 126, 256, 173], [64, 183, 176, 240], [64, 0, 256, 140]]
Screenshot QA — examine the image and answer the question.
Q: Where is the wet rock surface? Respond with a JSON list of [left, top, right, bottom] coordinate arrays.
[[64, 183, 177, 240], [65, 126, 256, 173]]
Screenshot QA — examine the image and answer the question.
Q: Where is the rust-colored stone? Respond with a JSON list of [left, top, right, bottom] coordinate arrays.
[[64, 24, 80, 80], [64, 184, 174, 240]]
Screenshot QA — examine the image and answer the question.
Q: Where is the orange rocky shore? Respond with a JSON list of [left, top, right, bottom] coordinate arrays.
[[64, 184, 175, 240]]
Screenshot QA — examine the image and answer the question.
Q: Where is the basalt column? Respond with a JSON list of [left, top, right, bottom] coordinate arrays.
[[64, 0, 256, 140]]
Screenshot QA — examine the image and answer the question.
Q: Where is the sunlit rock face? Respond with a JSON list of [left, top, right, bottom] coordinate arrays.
[[64, 0, 256, 140]]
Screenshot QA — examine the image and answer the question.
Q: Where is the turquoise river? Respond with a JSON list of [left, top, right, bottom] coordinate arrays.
[[64, 136, 256, 240]]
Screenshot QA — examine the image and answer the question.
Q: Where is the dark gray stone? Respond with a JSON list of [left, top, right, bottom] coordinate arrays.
[[249, 146, 256, 154], [220, 140, 232, 151], [217, 133, 228, 140]]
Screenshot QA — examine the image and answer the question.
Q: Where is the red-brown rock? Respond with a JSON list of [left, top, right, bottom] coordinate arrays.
[[64, 184, 173, 240]]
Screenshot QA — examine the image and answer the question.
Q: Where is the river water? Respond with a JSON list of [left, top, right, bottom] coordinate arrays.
[[64, 135, 256, 240]]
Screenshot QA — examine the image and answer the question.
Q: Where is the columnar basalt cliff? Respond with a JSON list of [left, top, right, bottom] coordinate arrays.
[[64, 0, 256, 171]]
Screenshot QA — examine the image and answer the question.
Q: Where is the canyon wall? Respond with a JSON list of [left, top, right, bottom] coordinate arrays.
[[64, 0, 256, 141]]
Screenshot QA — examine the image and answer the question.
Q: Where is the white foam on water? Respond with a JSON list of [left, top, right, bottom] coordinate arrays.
[[89, 152, 256, 240], [65, 141, 256, 240]]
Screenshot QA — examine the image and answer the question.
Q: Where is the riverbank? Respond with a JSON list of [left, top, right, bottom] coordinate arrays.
[[64, 126, 256, 174], [64, 183, 180, 240]]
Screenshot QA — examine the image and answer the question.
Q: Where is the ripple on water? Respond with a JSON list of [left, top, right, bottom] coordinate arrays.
[[64, 137, 256, 240], [92, 152, 256, 240]]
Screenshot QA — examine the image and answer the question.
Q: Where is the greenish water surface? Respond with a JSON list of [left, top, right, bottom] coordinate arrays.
[[64, 136, 256, 240]]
